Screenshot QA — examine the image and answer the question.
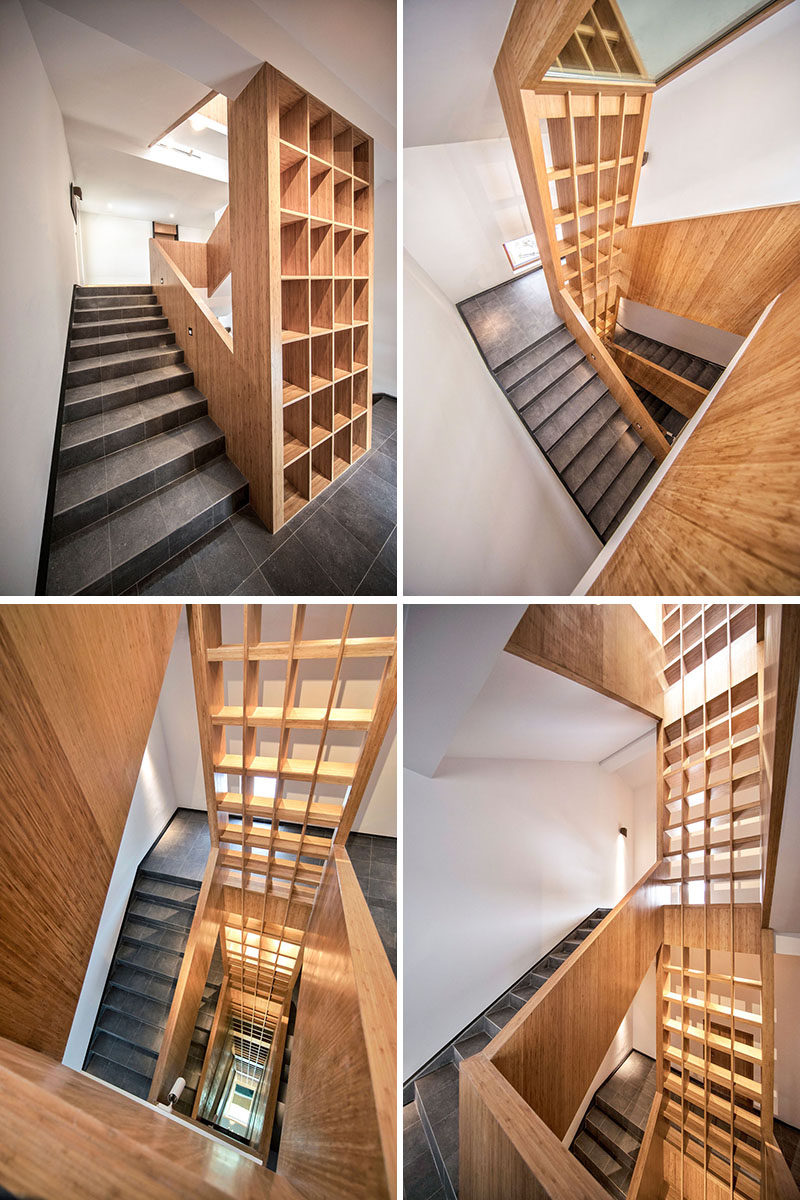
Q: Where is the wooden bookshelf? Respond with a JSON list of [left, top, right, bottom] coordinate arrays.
[[277, 72, 374, 525]]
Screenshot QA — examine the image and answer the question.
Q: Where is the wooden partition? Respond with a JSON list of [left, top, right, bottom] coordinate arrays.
[[278, 847, 396, 1200], [507, 602, 665, 718], [207, 206, 230, 294], [149, 847, 224, 1104], [0, 604, 179, 1058], [0, 1036, 301, 1200], [620, 202, 800, 336], [765, 1139, 800, 1199], [589, 276, 800, 594], [164, 238, 209, 288], [760, 605, 800, 926], [487, 863, 664, 1137]]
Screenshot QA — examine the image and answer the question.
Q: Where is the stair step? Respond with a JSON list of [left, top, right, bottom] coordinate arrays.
[[96, 1007, 164, 1057], [84, 1050, 153, 1100], [522, 358, 598, 431], [59, 386, 209, 470], [416, 1064, 460, 1200], [536, 376, 609, 452], [511, 342, 588, 414], [109, 962, 178, 1006], [496, 325, 573, 391], [122, 916, 189, 955], [68, 328, 175, 361], [548, 391, 619, 475], [602, 458, 658, 541], [74, 302, 164, 324], [77, 285, 154, 296], [66, 344, 183, 388], [453, 1031, 492, 1061], [573, 1129, 632, 1200], [589, 442, 654, 539], [53, 416, 225, 538], [585, 1106, 642, 1171], [128, 895, 196, 931], [78, 314, 169, 338], [485, 1004, 519, 1034], [133, 876, 201, 909], [575, 425, 641, 517], [63, 362, 194, 423], [116, 939, 184, 982], [101, 981, 172, 1029], [46, 456, 248, 594]]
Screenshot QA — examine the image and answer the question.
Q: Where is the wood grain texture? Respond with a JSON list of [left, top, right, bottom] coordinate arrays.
[[149, 847, 223, 1104], [0, 1036, 301, 1199], [192, 977, 229, 1119], [620, 203, 800, 337], [507, 603, 664, 718], [499, 0, 600, 90], [609, 342, 707, 419], [459, 1052, 609, 1200], [627, 1092, 665, 1200], [662, 905, 761, 955], [765, 1138, 800, 1199], [590, 276, 800, 595], [278, 850, 396, 1200], [0, 605, 179, 1058], [760, 605, 800, 925], [486, 863, 663, 1139], [207, 206, 231, 295], [166, 238, 208, 288], [560, 287, 670, 460], [335, 649, 397, 844]]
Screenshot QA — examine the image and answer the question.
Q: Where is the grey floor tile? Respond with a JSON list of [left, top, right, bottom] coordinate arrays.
[[188, 521, 258, 594], [261, 533, 341, 595], [296, 506, 375, 593]]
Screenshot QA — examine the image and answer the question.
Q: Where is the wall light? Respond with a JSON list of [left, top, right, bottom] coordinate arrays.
[[619, 826, 628, 838]]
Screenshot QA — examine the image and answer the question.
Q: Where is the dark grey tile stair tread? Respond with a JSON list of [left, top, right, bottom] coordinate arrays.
[[698, 363, 723, 389], [589, 443, 654, 537], [102, 982, 171, 1022], [74, 314, 167, 331], [416, 1063, 460, 1120], [454, 1031, 491, 1059], [122, 913, 188, 947], [512, 341, 587, 405], [110, 964, 177, 1004], [585, 1107, 641, 1161], [510, 982, 542, 1003], [486, 1004, 518, 1030], [95, 1009, 164, 1057], [574, 1131, 632, 1196], [63, 363, 192, 413], [575, 425, 641, 512], [70, 330, 174, 352], [548, 391, 619, 473], [128, 896, 195, 928], [67, 345, 182, 376], [522, 359, 598, 428], [77, 284, 154, 295], [536, 376, 609, 451], [603, 459, 658, 541], [497, 327, 574, 390], [134, 881, 200, 908], [84, 1051, 152, 1100], [118, 935, 184, 967]]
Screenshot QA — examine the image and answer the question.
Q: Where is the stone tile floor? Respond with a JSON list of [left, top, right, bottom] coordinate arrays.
[[404, 1100, 447, 1200], [132, 397, 397, 596], [776, 1118, 800, 1187], [142, 809, 211, 883], [346, 831, 396, 976], [596, 1050, 657, 1137], [457, 268, 562, 372]]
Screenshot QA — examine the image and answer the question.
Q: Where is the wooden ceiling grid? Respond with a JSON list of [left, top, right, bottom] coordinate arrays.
[[658, 604, 766, 1200], [189, 604, 396, 1089]]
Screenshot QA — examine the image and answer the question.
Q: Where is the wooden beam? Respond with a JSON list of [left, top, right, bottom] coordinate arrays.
[[609, 343, 708, 419], [335, 648, 397, 844], [761, 605, 800, 927], [499, 0, 599, 91]]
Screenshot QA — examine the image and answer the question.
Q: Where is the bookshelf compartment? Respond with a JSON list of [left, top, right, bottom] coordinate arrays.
[[353, 325, 368, 373], [281, 156, 309, 215], [281, 279, 309, 341], [333, 127, 353, 173], [352, 412, 367, 461], [334, 280, 352, 328], [353, 278, 369, 324], [333, 426, 351, 477], [284, 454, 310, 520], [334, 377, 351, 430], [281, 218, 308, 277], [311, 438, 333, 497], [353, 180, 369, 229], [284, 394, 310, 466], [310, 165, 332, 222], [334, 228, 352, 277], [283, 339, 309, 405], [279, 87, 309, 149], [353, 231, 369, 276], [310, 107, 333, 163], [353, 136, 369, 182], [334, 177, 352, 225], [352, 370, 368, 418], [310, 223, 333, 276], [311, 387, 333, 445], [311, 332, 333, 391], [334, 329, 352, 379], [310, 279, 333, 334]]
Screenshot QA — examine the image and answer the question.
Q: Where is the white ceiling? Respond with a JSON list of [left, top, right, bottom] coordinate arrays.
[[404, 0, 515, 148], [448, 652, 655, 763]]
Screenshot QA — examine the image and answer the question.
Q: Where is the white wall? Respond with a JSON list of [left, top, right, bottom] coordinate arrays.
[[80, 211, 212, 286], [405, 139, 529, 304], [775, 950, 800, 1127], [62, 705, 180, 1069], [352, 715, 397, 838], [373, 179, 397, 394], [0, 0, 78, 594], [404, 253, 600, 596], [404, 758, 634, 1077], [635, 3, 800, 225]]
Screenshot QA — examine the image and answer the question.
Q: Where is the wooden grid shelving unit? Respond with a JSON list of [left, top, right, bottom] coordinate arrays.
[[276, 74, 373, 525], [656, 603, 767, 1200], [189, 605, 396, 1086], [545, 0, 646, 82]]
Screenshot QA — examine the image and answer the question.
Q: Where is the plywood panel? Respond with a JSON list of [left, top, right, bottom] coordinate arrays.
[[507, 602, 664, 717], [609, 342, 707, 419], [760, 605, 800, 926], [207, 206, 230, 295], [620, 203, 800, 336], [278, 849, 395, 1200], [0, 1036, 301, 1200], [590, 276, 800, 595], [166, 238, 208, 288], [487, 864, 663, 1138], [0, 604, 179, 1058]]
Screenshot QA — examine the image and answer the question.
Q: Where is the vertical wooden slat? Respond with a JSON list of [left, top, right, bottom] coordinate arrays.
[[565, 91, 586, 313]]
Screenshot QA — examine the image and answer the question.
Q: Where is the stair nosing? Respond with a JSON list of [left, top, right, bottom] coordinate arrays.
[[503, 334, 580, 395]]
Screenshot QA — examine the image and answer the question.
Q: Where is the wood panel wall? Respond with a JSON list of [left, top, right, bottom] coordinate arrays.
[[620, 202, 800, 336], [0, 1036, 300, 1200], [760, 605, 800, 926], [486, 863, 663, 1139], [589, 275, 800, 595], [165, 238, 208, 288], [0, 605, 179, 1058], [206, 206, 230, 294], [278, 848, 396, 1200], [507, 603, 664, 717]]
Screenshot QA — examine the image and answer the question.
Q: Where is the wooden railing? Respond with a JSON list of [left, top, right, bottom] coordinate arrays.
[[277, 846, 396, 1200], [627, 1091, 665, 1200]]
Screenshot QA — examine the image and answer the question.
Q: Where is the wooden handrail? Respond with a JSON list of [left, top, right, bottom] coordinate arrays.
[[277, 846, 396, 1200], [627, 1090, 665, 1199], [765, 1138, 800, 1199], [487, 861, 665, 1139]]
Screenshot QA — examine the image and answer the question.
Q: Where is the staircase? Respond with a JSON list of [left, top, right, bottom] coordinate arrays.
[[403, 908, 610, 1200], [570, 1050, 657, 1200], [493, 325, 658, 543], [173, 941, 223, 1118], [83, 867, 202, 1100], [45, 285, 248, 594], [611, 327, 725, 443]]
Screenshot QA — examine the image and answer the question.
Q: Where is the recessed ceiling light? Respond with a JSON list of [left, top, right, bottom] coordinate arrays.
[[190, 113, 207, 132], [169, 213, 175, 219]]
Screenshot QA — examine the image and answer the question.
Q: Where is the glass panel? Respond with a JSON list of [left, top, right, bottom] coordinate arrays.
[[616, 0, 774, 80]]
